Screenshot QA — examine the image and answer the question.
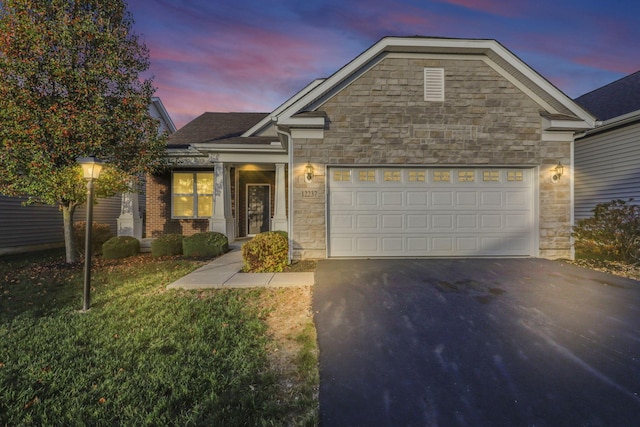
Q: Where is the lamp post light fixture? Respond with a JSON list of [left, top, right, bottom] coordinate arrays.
[[77, 156, 104, 312]]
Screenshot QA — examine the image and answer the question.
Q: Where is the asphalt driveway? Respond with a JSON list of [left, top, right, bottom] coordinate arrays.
[[313, 258, 640, 426]]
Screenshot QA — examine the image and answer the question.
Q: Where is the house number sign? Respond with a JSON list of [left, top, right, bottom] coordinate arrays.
[[302, 190, 318, 198]]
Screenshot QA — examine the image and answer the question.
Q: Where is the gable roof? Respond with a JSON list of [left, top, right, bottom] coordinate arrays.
[[574, 71, 640, 121], [167, 112, 269, 147], [263, 36, 595, 132], [150, 97, 177, 134]]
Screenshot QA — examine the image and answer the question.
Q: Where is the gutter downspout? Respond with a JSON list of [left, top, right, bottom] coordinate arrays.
[[276, 126, 294, 264]]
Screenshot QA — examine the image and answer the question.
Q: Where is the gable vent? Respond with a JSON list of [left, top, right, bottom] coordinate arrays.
[[424, 68, 444, 102]]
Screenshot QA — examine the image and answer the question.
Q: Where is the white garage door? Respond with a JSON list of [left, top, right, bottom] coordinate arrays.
[[327, 167, 535, 257]]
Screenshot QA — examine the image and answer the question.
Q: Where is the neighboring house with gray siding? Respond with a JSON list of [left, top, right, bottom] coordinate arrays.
[[0, 196, 64, 255], [0, 98, 175, 255], [574, 71, 640, 219]]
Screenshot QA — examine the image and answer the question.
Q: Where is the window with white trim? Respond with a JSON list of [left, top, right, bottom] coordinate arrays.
[[483, 171, 500, 182], [359, 170, 376, 182], [408, 170, 426, 182], [507, 170, 524, 182], [172, 171, 214, 218], [424, 68, 444, 101], [333, 169, 351, 182], [383, 170, 401, 182], [433, 170, 451, 182]]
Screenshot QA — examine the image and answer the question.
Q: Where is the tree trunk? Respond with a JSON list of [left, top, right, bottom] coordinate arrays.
[[62, 203, 78, 263]]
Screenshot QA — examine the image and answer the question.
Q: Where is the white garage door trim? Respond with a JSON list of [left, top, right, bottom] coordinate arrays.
[[327, 167, 537, 258]]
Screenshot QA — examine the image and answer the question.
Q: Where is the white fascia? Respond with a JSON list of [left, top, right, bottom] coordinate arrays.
[[242, 78, 326, 137], [273, 36, 597, 129], [191, 143, 285, 153], [542, 117, 594, 132], [151, 97, 177, 133]]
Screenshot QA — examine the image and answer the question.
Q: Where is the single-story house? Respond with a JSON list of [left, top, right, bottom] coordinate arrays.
[[147, 36, 596, 260], [574, 71, 640, 219], [0, 98, 175, 255]]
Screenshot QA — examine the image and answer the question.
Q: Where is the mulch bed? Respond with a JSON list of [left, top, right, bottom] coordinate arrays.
[[569, 258, 640, 281]]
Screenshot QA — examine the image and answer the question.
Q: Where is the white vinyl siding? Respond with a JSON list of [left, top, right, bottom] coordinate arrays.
[[575, 121, 640, 219]]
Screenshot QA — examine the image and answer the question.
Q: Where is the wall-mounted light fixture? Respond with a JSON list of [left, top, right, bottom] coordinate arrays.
[[304, 162, 314, 183], [551, 161, 564, 183]]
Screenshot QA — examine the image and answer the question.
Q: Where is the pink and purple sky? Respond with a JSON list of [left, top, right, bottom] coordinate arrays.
[[127, 0, 640, 129]]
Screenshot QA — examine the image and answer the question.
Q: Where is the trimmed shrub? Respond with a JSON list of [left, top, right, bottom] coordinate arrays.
[[73, 221, 113, 256], [242, 231, 289, 273], [102, 236, 140, 260], [151, 234, 184, 257], [182, 232, 228, 258], [573, 199, 640, 262]]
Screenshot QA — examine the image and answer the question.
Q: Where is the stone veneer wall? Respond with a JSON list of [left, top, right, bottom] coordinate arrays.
[[291, 56, 573, 260]]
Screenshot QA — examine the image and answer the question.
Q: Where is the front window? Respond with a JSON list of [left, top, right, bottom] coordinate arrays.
[[172, 171, 214, 218]]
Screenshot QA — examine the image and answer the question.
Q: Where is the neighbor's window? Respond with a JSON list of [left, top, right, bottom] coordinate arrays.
[[172, 171, 214, 218]]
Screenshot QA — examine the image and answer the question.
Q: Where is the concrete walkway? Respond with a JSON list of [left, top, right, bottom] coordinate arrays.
[[167, 244, 314, 289]]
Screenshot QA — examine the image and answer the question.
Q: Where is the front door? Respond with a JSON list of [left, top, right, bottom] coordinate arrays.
[[247, 184, 270, 235]]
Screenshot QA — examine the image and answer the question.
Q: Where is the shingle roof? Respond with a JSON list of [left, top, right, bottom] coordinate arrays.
[[574, 71, 640, 121], [167, 112, 269, 146]]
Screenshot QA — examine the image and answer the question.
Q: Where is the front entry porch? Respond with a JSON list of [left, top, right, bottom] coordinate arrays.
[[209, 162, 288, 242]]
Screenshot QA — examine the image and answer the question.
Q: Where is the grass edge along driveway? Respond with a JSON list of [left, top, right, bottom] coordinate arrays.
[[0, 250, 318, 426]]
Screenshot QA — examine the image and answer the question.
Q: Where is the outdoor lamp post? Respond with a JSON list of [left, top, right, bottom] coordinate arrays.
[[77, 157, 104, 312]]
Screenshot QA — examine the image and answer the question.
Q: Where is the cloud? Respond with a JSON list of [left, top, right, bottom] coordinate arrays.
[[431, 0, 529, 17], [125, 0, 640, 129]]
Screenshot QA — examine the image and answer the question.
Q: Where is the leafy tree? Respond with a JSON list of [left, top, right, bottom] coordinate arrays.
[[0, 0, 167, 262]]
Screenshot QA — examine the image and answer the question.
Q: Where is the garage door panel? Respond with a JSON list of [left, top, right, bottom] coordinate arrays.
[[432, 192, 453, 206], [480, 214, 501, 228], [505, 191, 528, 207], [407, 191, 428, 206], [357, 192, 378, 205], [432, 214, 454, 230], [331, 191, 354, 207], [480, 191, 502, 206], [328, 167, 534, 257], [432, 237, 453, 251], [382, 215, 403, 229], [407, 214, 429, 230], [382, 192, 403, 207], [456, 214, 478, 229], [356, 215, 378, 229], [331, 214, 355, 230], [356, 237, 378, 252], [456, 192, 478, 206], [456, 237, 478, 251], [505, 214, 529, 228], [382, 237, 404, 252], [407, 237, 428, 251]]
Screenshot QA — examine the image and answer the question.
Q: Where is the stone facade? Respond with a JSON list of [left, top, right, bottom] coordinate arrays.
[[291, 56, 573, 260]]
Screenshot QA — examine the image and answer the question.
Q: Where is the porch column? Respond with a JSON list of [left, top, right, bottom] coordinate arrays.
[[272, 163, 288, 232], [209, 162, 235, 242], [117, 184, 142, 239]]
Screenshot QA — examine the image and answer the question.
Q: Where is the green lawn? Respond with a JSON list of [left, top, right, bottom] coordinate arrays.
[[0, 250, 317, 426]]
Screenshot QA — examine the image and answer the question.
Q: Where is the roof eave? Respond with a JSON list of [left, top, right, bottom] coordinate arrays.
[[271, 36, 597, 127], [542, 118, 594, 132], [577, 109, 640, 139]]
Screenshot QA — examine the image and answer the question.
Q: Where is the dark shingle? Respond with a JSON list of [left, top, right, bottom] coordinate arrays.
[[575, 71, 640, 121], [167, 112, 269, 146]]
